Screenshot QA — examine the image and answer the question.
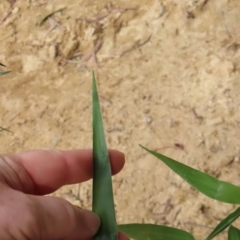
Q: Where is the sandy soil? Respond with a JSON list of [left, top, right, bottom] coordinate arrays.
[[1, 0, 240, 239]]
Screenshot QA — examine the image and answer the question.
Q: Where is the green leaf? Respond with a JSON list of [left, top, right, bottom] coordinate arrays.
[[140, 145, 240, 204], [92, 71, 117, 240], [228, 225, 240, 240], [205, 207, 240, 240], [0, 71, 11, 76], [118, 224, 195, 240]]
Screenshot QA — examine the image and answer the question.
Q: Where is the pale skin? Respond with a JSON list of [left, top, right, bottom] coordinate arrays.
[[0, 149, 130, 240]]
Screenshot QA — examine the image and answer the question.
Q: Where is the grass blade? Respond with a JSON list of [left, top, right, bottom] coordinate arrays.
[[92, 71, 118, 240], [0, 127, 13, 133], [140, 145, 240, 204], [0, 71, 11, 76], [228, 226, 240, 240], [205, 207, 240, 240], [118, 224, 195, 240], [39, 8, 65, 26]]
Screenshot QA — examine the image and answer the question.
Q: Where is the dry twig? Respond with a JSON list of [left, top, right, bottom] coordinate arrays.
[[192, 108, 204, 121], [1, 0, 17, 24], [221, 11, 232, 39], [77, 7, 136, 23], [45, 17, 65, 37], [63, 40, 103, 70], [39, 8, 65, 26], [182, 221, 215, 230], [119, 35, 151, 57]]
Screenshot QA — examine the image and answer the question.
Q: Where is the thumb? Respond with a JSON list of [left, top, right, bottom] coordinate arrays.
[[32, 195, 100, 240]]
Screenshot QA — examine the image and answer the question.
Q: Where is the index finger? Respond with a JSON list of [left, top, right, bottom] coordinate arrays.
[[4, 149, 125, 195]]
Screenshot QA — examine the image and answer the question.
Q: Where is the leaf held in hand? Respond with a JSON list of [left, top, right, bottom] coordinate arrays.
[[92, 71, 117, 240]]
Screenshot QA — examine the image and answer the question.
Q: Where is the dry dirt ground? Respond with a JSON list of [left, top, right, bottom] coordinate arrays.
[[1, 0, 240, 239]]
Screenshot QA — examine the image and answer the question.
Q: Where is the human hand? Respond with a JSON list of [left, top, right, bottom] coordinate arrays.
[[0, 149, 130, 240]]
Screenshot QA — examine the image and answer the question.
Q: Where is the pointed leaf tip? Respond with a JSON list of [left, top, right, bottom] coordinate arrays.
[[118, 224, 195, 240], [92, 72, 117, 240], [140, 145, 240, 204]]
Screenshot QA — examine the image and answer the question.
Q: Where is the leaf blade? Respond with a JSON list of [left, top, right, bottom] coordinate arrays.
[[118, 224, 195, 240], [92, 71, 117, 240], [0, 71, 11, 76], [205, 207, 240, 240], [228, 225, 240, 240], [140, 145, 240, 204]]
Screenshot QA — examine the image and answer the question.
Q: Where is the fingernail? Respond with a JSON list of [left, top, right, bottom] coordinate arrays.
[[118, 150, 125, 158], [114, 150, 125, 160], [81, 209, 101, 235], [75, 205, 82, 209]]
